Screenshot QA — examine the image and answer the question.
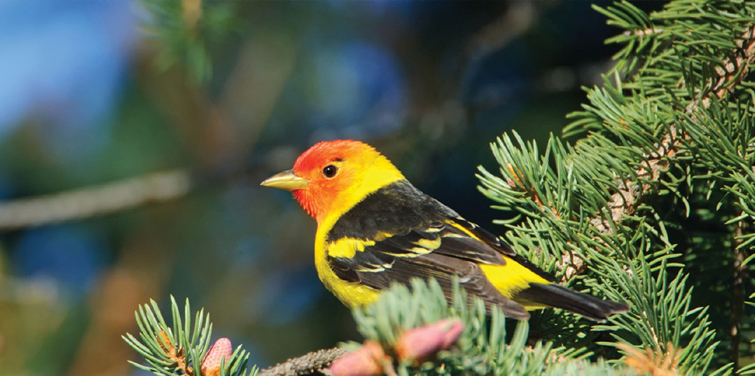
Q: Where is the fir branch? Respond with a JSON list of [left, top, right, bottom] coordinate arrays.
[[477, 2, 755, 278], [349, 278, 631, 376], [123, 296, 256, 376], [477, 0, 755, 371], [125, 281, 641, 376], [593, 24, 755, 236]]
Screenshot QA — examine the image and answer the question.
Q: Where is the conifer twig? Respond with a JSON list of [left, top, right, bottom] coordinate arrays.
[[258, 347, 347, 376], [622, 28, 665, 38]]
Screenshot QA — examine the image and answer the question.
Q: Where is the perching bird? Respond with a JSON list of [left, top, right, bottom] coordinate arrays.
[[261, 140, 629, 321]]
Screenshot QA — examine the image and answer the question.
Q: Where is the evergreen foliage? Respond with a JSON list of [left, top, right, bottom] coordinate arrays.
[[126, 0, 755, 375], [348, 278, 624, 376], [123, 297, 256, 376], [477, 0, 755, 373]]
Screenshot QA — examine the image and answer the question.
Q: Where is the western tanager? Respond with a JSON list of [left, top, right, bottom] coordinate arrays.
[[261, 140, 629, 321]]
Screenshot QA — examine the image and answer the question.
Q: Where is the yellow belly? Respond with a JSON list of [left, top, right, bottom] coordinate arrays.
[[314, 251, 380, 308], [314, 226, 381, 308]]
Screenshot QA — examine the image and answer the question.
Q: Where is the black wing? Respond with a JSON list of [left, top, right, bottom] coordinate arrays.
[[327, 222, 530, 320], [325, 180, 544, 319], [449, 217, 557, 283]]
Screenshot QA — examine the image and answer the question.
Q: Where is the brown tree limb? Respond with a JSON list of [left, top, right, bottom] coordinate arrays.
[[259, 347, 347, 376], [0, 170, 190, 231]]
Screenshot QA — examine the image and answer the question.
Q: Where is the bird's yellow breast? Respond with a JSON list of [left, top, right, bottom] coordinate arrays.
[[314, 227, 380, 307], [311, 152, 405, 308]]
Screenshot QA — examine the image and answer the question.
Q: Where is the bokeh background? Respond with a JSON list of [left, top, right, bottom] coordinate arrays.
[[0, 1, 664, 375]]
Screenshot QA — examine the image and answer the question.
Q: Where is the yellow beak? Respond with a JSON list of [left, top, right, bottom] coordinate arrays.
[[261, 169, 307, 191]]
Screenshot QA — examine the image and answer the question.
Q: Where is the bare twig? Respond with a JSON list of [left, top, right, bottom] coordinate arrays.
[[0, 170, 190, 231], [622, 28, 665, 38], [259, 347, 347, 376], [466, 2, 538, 55]]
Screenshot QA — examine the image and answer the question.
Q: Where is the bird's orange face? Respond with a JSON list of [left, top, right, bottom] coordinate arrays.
[[289, 140, 364, 222], [262, 140, 401, 224]]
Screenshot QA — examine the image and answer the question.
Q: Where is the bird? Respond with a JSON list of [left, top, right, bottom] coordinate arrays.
[[261, 139, 629, 321]]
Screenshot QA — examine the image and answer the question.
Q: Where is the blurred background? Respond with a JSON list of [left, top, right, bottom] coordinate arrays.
[[0, 1, 664, 375]]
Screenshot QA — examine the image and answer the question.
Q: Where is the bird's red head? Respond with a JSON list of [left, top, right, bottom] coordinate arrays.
[[261, 140, 405, 225]]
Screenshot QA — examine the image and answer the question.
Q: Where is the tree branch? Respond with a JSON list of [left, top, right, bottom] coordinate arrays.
[[589, 25, 755, 235], [0, 170, 191, 231], [259, 347, 347, 376]]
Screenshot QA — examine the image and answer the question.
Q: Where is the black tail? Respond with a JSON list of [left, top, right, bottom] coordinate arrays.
[[514, 283, 630, 322]]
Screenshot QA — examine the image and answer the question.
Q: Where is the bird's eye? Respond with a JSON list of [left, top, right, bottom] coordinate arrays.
[[322, 164, 338, 178]]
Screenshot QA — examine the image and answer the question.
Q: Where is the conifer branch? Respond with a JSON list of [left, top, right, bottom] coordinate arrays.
[[593, 25, 755, 235], [258, 347, 346, 376], [477, 2, 752, 371], [123, 297, 256, 376]]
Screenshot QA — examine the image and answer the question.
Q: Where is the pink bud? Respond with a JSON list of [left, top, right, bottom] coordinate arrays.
[[329, 340, 385, 376], [395, 319, 463, 362], [201, 338, 233, 376]]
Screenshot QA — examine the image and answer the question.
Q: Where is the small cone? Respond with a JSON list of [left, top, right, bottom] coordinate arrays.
[[329, 340, 385, 376], [201, 338, 233, 376], [395, 319, 463, 363]]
